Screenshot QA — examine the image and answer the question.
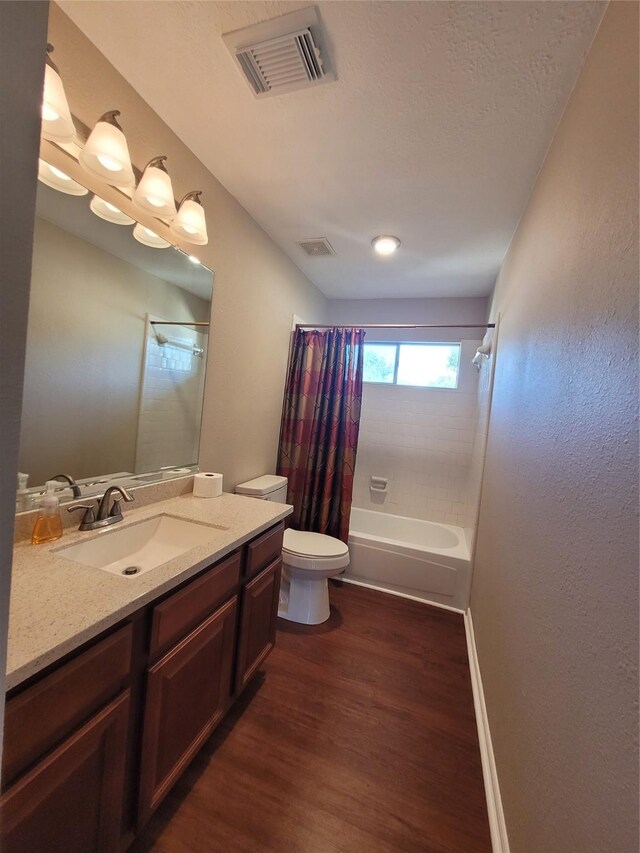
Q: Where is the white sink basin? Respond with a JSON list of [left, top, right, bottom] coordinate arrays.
[[56, 514, 228, 577]]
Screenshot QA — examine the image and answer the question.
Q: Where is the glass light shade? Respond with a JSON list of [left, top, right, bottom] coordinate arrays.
[[41, 54, 75, 144], [133, 223, 171, 249], [372, 235, 401, 256], [170, 192, 208, 245], [133, 157, 177, 219], [37, 159, 88, 196], [90, 195, 135, 225], [79, 112, 135, 188]]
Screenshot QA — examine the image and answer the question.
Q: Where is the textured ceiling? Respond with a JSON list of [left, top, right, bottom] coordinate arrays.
[[57, 1, 604, 299]]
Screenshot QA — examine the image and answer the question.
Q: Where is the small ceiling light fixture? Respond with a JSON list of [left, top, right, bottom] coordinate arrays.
[[372, 235, 401, 256], [90, 194, 135, 225], [79, 110, 135, 187], [37, 159, 88, 196], [170, 191, 208, 245], [41, 44, 75, 144], [133, 223, 171, 249], [133, 156, 177, 219]]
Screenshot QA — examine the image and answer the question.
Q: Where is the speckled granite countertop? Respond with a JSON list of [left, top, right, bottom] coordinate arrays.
[[7, 493, 292, 691]]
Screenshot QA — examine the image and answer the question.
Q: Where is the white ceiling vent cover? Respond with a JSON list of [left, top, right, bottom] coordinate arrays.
[[223, 7, 335, 98], [297, 238, 336, 257]]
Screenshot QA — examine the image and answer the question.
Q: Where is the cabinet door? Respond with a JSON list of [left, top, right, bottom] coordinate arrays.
[[0, 690, 130, 853], [138, 596, 237, 827], [2, 623, 133, 789], [236, 558, 282, 694]]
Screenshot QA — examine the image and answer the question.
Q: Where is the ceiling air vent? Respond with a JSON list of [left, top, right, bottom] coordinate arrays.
[[222, 7, 335, 99], [297, 238, 335, 258]]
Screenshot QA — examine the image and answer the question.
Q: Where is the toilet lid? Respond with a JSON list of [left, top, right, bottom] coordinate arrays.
[[283, 529, 349, 558]]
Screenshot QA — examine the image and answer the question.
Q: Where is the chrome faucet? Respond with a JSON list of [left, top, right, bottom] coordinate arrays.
[[68, 485, 134, 531], [51, 473, 81, 499]]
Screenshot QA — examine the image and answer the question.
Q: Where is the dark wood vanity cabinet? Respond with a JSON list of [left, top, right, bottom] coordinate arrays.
[[1, 691, 130, 853], [236, 558, 282, 693], [137, 596, 237, 825], [0, 521, 284, 852]]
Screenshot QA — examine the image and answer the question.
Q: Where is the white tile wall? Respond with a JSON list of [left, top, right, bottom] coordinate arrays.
[[135, 325, 207, 473], [352, 340, 482, 527]]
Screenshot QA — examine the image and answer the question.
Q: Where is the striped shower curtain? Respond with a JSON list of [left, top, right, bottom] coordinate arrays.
[[276, 327, 365, 543]]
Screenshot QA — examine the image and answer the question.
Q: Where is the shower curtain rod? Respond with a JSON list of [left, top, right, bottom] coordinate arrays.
[[150, 321, 210, 327], [295, 323, 495, 330]]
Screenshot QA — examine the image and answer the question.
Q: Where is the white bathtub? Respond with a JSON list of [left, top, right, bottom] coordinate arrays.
[[345, 507, 472, 611]]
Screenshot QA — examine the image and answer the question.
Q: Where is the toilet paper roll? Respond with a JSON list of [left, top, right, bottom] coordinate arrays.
[[193, 472, 223, 498]]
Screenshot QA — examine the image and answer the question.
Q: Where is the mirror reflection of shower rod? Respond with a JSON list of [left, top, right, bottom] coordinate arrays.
[[155, 332, 204, 357], [150, 321, 210, 327], [150, 321, 208, 357]]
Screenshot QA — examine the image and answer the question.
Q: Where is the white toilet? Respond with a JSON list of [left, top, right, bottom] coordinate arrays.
[[235, 475, 349, 625]]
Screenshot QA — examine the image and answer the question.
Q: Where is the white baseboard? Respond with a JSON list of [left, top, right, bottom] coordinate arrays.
[[338, 576, 464, 613], [464, 610, 510, 853]]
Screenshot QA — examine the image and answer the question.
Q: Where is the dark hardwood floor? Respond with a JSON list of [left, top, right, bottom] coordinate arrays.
[[132, 583, 491, 853]]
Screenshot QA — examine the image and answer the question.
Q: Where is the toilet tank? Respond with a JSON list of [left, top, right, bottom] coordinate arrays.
[[235, 474, 288, 503]]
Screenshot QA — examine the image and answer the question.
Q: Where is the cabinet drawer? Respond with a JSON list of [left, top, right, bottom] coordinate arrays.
[[2, 624, 133, 789], [244, 522, 284, 580], [149, 551, 240, 660]]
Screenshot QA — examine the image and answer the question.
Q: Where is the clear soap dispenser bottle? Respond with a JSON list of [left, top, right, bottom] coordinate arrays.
[[31, 480, 63, 544], [17, 472, 31, 511]]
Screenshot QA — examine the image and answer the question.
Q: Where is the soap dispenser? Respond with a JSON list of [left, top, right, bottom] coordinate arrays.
[[32, 481, 63, 544], [17, 472, 32, 511]]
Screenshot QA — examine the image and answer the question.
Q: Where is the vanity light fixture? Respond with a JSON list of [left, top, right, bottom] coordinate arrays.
[[133, 223, 171, 249], [170, 192, 208, 245], [41, 44, 75, 144], [37, 159, 88, 196], [133, 156, 177, 219], [372, 235, 401, 256], [89, 194, 135, 225], [79, 110, 135, 187]]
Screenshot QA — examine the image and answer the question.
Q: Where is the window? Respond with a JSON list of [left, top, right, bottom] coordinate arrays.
[[362, 342, 461, 389]]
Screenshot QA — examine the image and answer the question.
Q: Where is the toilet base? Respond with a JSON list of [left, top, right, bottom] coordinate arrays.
[[278, 573, 331, 625]]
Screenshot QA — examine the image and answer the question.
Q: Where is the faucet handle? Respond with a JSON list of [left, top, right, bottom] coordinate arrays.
[[108, 487, 134, 518], [68, 504, 96, 525]]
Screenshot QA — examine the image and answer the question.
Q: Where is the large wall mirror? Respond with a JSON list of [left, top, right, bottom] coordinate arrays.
[[17, 165, 213, 511]]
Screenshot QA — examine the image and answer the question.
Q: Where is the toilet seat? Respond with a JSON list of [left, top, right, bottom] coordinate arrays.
[[282, 529, 349, 572]]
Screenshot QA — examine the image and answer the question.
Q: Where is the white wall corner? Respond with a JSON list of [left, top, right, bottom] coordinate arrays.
[[464, 609, 510, 853]]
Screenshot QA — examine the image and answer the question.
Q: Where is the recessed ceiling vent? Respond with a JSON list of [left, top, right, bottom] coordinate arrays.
[[297, 238, 336, 257], [223, 7, 335, 98]]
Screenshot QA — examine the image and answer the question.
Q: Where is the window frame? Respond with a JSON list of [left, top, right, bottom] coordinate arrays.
[[362, 341, 400, 384], [362, 341, 462, 390]]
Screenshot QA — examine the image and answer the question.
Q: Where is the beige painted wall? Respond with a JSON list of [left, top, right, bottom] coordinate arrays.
[[470, 4, 639, 851], [20, 217, 209, 485], [0, 0, 49, 772], [46, 4, 328, 492]]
